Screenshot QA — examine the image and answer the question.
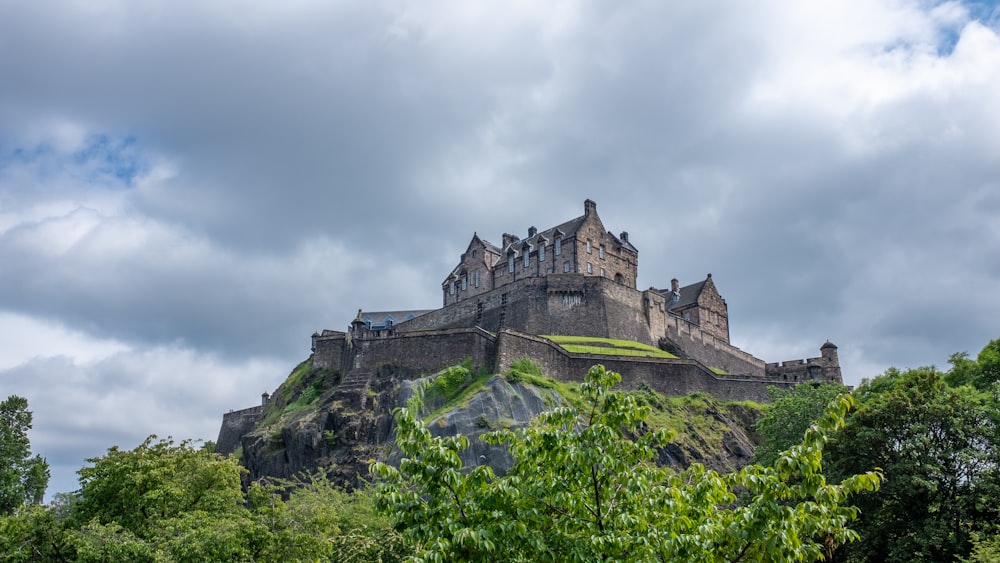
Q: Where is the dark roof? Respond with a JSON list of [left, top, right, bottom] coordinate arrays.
[[657, 280, 706, 310], [359, 309, 434, 327], [501, 214, 587, 254]]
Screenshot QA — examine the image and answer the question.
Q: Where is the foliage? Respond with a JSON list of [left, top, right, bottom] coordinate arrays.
[[544, 334, 678, 358], [0, 396, 49, 515], [827, 365, 1000, 563], [753, 382, 849, 467], [946, 338, 1000, 391], [1, 436, 412, 561], [71, 436, 246, 538], [372, 364, 881, 562], [421, 366, 494, 421]]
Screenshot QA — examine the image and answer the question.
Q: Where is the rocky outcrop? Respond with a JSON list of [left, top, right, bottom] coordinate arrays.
[[233, 357, 763, 488]]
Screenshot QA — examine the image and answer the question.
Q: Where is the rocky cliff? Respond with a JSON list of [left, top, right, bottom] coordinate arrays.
[[223, 357, 763, 487]]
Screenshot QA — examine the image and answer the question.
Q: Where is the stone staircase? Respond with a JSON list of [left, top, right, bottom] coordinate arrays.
[[331, 369, 374, 410]]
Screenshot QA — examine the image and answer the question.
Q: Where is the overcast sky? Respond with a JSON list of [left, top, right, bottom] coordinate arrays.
[[3, 0, 999, 497]]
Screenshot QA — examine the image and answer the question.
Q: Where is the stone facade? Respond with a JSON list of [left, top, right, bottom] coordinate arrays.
[[443, 199, 639, 307]]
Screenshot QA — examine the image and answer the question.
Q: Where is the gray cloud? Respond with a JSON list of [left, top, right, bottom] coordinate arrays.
[[1, 0, 999, 496]]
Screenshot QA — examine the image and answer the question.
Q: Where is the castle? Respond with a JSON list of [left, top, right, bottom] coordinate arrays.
[[218, 200, 841, 454], [320, 199, 840, 388]]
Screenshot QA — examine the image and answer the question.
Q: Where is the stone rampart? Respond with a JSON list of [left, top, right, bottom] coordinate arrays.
[[664, 316, 765, 377], [495, 329, 791, 403], [312, 330, 347, 371], [348, 327, 498, 379], [217, 405, 265, 456]]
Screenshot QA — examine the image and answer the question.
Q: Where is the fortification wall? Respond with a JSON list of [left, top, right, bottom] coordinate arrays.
[[312, 330, 347, 371], [402, 275, 664, 344], [765, 356, 841, 384], [495, 329, 791, 403], [664, 316, 765, 377], [217, 405, 265, 456], [349, 328, 497, 379]]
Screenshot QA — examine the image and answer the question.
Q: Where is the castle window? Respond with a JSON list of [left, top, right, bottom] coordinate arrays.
[[563, 261, 571, 273], [539, 244, 545, 262], [586, 240, 592, 254], [555, 237, 562, 255], [508, 255, 514, 273], [587, 263, 593, 274], [684, 312, 691, 322], [461, 276, 467, 290], [450, 281, 455, 295], [473, 270, 479, 288], [600, 268, 605, 277], [599, 245, 605, 259], [524, 250, 530, 268]]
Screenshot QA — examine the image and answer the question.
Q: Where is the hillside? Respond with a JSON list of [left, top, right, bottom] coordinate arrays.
[[222, 357, 764, 486]]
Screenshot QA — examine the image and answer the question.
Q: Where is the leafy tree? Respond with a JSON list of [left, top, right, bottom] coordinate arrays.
[[946, 338, 1000, 392], [372, 364, 881, 562], [827, 366, 1000, 562], [0, 396, 49, 515], [753, 382, 849, 467]]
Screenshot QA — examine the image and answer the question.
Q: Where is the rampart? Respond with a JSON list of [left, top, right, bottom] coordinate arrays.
[[494, 329, 793, 403], [664, 316, 765, 377], [347, 327, 498, 379], [217, 405, 265, 455], [397, 274, 760, 378]]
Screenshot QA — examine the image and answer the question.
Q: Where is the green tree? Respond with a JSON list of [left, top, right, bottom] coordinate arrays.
[[372, 364, 881, 562], [827, 366, 1000, 562], [753, 382, 849, 467], [0, 396, 49, 515]]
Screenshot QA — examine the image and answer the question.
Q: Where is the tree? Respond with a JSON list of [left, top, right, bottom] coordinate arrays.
[[0, 396, 49, 514], [372, 365, 881, 562], [753, 382, 849, 467], [827, 366, 1000, 562]]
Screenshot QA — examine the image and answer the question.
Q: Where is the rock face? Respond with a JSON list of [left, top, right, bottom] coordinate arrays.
[[234, 358, 762, 488]]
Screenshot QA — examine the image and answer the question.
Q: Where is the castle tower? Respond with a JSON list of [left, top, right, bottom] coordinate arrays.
[[820, 341, 843, 383]]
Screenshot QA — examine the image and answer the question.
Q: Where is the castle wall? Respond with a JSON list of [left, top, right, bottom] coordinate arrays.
[[349, 328, 497, 379], [494, 329, 791, 403], [664, 316, 765, 377], [217, 405, 265, 456], [312, 331, 347, 371]]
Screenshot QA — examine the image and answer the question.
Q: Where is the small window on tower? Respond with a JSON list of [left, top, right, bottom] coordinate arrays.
[[555, 238, 562, 255], [587, 263, 593, 274], [599, 245, 605, 259], [563, 262, 571, 273], [586, 240, 592, 254], [539, 244, 545, 262]]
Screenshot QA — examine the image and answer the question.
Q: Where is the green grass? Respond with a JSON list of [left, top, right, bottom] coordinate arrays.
[[542, 335, 677, 359], [422, 369, 495, 422], [504, 358, 583, 409], [709, 367, 729, 375]]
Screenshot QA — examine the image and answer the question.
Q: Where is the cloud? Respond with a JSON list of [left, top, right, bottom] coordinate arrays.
[[1, 0, 999, 499]]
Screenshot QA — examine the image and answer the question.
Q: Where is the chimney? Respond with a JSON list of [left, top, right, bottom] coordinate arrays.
[[584, 199, 597, 215], [620, 231, 629, 243], [528, 226, 538, 237], [502, 233, 520, 248]]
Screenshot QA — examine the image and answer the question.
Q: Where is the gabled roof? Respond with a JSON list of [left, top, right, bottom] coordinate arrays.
[[657, 279, 707, 310], [357, 309, 435, 328], [501, 214, 587, 255]]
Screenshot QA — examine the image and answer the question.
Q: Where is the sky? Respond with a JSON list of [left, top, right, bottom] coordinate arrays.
[[2, 0, 999, 498]]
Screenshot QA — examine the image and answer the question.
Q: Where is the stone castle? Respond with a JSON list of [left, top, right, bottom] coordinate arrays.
[[218, 200, 841, 453], [317, 199, 840, 391]]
